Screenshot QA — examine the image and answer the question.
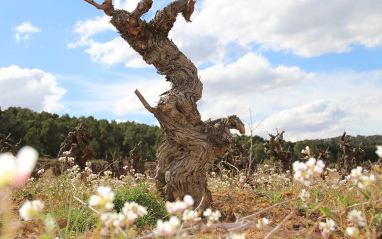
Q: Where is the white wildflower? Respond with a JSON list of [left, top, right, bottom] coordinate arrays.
[[346, 226, 360, 238], [101, 212, 119, 227], [19, 200, 44, 220], [203, 208, 221, 225], [183, 195, 194, 208], [358, 174, 376, 189], [84, 167, 92, 174], [203, 208, 212, 217], [315, 160, 325, 174], [350, 166, 363, 181], [89, 186, 115, 210], [292, 161, 312, 186], [37, 168, 45, 175], [166, 195, 194, 214], [87, 173, 98, 181], [125, 211, 138, 225], [122, 201, 147, 217], [86, 161, 92, 167], [231, 234, 246, 239], [67, 157, 75, 165], [319, 219, 336, 235], [255, 218, 269, 229], [154, 216, 180, 236], [134, 173, 145, 180], [301, 146, 310, 155], [0, 153, 16, 188], [299, 189, 310, 201], [347, 209, 365, 227], [239, 176, 247, 185], [293, 158, 325, 186], [182, 209, 201, 222], [0, 146, 38, 188], [28, 177, 35, 182], [376, 146, 382, 158]]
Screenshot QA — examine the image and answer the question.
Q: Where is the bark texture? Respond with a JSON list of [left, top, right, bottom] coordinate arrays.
[[57, 122, 96, 169], [316, 146, 331, 180], [0, 133, 21, 155], [129, 141, 146, 175], [84, 0, 245, 209], [337, 131, 365, 179], [263, 130, 292, 174]]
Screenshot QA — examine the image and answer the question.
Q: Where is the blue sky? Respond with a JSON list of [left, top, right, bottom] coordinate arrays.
[[1, 0, 382, 141]]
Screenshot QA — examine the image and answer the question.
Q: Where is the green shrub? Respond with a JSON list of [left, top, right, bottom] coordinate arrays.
[[114, 183, 167, 227]]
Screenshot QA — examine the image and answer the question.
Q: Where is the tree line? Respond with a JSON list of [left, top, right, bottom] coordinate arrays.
[[237, 133, 382, 164], [0, 107, 163, 161], [1, 107, 381, 163]]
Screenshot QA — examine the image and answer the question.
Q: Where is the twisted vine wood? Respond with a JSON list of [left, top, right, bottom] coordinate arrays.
[[84, 0, 245, 209]]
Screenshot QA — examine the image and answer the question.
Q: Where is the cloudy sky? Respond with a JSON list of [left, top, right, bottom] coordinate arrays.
[[1, 0, 381, 141]]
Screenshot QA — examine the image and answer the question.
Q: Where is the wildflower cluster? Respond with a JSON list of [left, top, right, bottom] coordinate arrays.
[[0, 146, 38, 188], [347, 209, 365, 227], [349, 166, 376, 189], [293, 157, 325, 186], [319, 219, 336, 237], [19, 200, 44, 221], [301, 146, 311, 160], [155, 194, 224, 236], [376, 145, 382, 158], [58, 151, 75, 166], [165, 194, 194, 214], [255, 217, 269, 230], [203, 208, 221, 226], [155, 216, 181, 237], [89, 186, 115, 211]]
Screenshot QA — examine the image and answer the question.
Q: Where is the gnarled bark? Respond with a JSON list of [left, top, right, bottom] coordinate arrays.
[[337, 132, 365, 179], [0, 133, 21, 155], [316, 146, 331, 180], [84, 0, 245, 210], [264, 130, 292, 174], [129, 141, 146, 175], [57, 121, 96, 169]]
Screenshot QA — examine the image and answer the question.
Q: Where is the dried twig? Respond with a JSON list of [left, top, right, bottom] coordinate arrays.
[[73, 195, 99, 215], [83, 0, 107, 10], [237, 198, 297, 222], [134, 89, 155, 113], [194, 196, 204, 211], [264, 209, 294, 239]]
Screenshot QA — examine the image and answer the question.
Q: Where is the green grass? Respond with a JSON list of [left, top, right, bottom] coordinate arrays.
[[114, 182, 168, 227]]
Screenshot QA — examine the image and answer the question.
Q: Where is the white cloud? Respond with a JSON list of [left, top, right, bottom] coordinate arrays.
[[114, 78, 170, 114], [68, 0, 153, 67], [198, 52, 315, 119], [0, 65, 66, 112], [193, 52, 382, 140], [68, 15, 113, 48], [71, 0, 382, 68], [201, 52, 315, 96], [171, 0, 382, 57], [58, 73, 169, 116], [254, 100, 348, 141], [13, 22, 40, 42], [85, 37, 148, 68]]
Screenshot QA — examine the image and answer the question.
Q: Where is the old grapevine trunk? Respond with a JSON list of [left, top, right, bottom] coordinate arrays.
[[85, 0, 245, 209]]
